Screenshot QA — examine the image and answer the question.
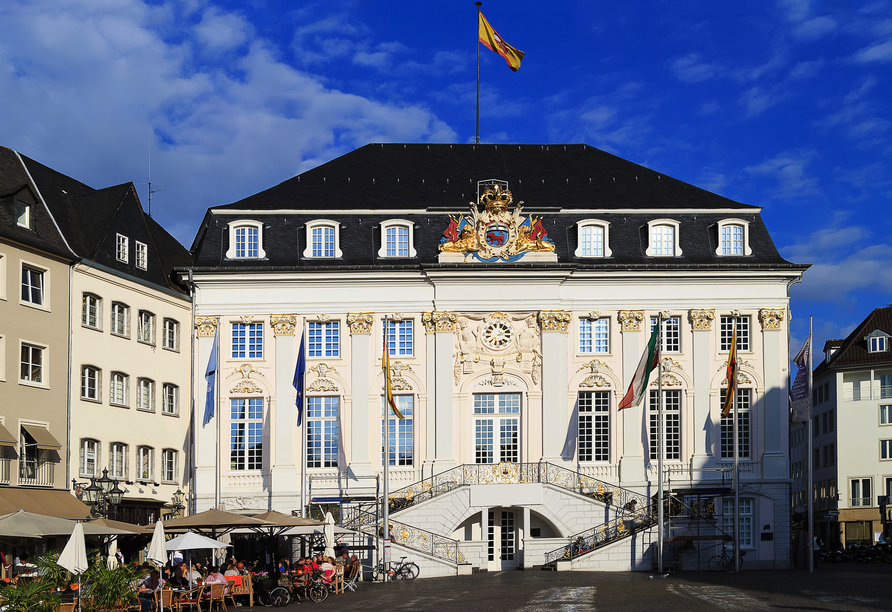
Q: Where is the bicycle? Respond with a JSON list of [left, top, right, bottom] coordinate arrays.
[[288, 569, 330, 603], [708, 547, 746, 572], [253, 575, 291, 607], [372, 556, 419, 581]]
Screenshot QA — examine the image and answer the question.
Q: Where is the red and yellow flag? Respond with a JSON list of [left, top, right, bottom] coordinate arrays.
[[478, 11, 524, 72], [722, 320, 738, 417], [383, 333, 404, 420]]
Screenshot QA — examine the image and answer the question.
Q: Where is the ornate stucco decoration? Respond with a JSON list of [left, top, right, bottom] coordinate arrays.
[[308, 379, 339, 392], [194, 315, 218, 337], [229, 363, 267, 393], [539, 310, 571, 333], [478, 377, 520, 388], [587, 311, 601, 321], [346, 313, 374, 334], [580, 374, 611, 388], [309, 363, 338, 378], [270, 314, 297, 336], [651, 373, 683, 387], [688, 309, 715, 331], [437, 181, 556, 262], [618, 310, 644, 332], [385, 361, 414, 391], [577, 359, 612, 374], [224, 496, 267, 510], [454, 312, 541, 386], [723, 370, 752, 386], [231, 380, 263, 394], [422, 311, 457, 333], [311, 314, 332, 323], [239, 315, 254, 324], [759, 308, 785, 331], [660, 358, 682, 373]]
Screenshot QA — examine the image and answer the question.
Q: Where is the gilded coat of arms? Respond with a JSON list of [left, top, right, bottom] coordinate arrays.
[[438, 181, 555, 262]]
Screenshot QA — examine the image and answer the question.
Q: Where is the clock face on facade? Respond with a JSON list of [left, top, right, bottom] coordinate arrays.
[[482, 320, 513, 350]]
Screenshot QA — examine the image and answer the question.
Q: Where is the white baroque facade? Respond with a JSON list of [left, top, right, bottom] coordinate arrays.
[[185, 144, 807, 572]]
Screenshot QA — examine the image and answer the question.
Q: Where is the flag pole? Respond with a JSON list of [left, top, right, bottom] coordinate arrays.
[[214, 324, 221, 510], [381, 322, 390, 583], [807, 314, 814, 573], [732, 315, 740, 572], [657, 312, 664, 575], [300, 318, 307, 518], [475, 2, 481, 144]]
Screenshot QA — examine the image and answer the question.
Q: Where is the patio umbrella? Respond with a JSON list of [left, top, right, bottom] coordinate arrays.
[[246, 510, 324, 537], [147, 521, 166, 612], [165, 532, 230, 588], [0, 510, 138, 537], [57, 522, 88, 612], [323, 512, 336, 559], [153, 508, 271, 536]]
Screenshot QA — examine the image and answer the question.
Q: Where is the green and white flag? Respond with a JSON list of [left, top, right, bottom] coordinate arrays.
[[618, 321, 661, 410]]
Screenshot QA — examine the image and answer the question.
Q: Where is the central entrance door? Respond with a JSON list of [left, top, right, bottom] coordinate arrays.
[[488, 509, 518, 570]]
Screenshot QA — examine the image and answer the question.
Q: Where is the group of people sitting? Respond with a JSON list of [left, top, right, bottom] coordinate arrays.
[[280, 552, 361, 584], [134, 558, 255, 611]]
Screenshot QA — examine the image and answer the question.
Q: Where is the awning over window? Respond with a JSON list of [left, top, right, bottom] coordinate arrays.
[[0, 423, 16, 448], [0, 489, 91, 518], [21, 424, 62, 450]]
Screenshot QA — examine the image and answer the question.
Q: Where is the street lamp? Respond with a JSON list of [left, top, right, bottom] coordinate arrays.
[[72, 468, 124, 519]]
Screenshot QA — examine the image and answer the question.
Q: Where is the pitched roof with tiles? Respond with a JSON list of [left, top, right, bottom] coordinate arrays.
[[815, 306, 892, 374]]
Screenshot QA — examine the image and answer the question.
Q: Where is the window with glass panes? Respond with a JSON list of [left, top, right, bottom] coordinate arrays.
[[116, 234, 128, 262], [80, 439, 98, 477], [307, 396, 339, 468], [720, 388, 751, 459], [20, 344, 43, 383], [580, 318, 609, 353], [309, 322, 339, 357], [649, 390, 681, 460], [312, 226, 335, 257], [21, 266, 44, 305], [162, 449, 177, 482], [231, 398, 263, 470], [580, 225, 605, 257], [235, 226, 259, 258], [111, 303, 129, 336], [110, 372, 127, 405], [473, 393, 521, 464], [650, 225, 675, 255], [720, 225, 744, 255], [137, 311, 154, 343], [136, 241, 147, 269], [578, 391, 609, 462], [722, 498, 753, 547], [650, 316, 680, 352], [81, 366, 99, 400], [163, 319, 179, 351], [232, 323, 263, 359], [137, 446, 153, 480], [82, 294, 100, 328], [137, 378, 154, 411], [882, 405, 892, 425], [384, 320, 413, 356], [162, 384, 178, 415], [109, 443, 126, 479], [386, 226, 409, 257], [383, 395, 413, 466], [851, 478, 871, 507], [720, 316, 750, 351]]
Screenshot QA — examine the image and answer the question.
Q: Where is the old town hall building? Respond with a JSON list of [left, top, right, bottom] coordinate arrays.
[[185, 143, 807, 572]]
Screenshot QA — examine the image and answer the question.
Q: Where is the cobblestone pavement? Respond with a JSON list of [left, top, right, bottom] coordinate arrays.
[[244, 564, 892, 611]]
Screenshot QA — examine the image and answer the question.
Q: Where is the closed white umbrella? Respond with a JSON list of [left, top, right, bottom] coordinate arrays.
[[147, 520, 167, 612], [323, 512, 336, 559], [57, 522, 88, 612]]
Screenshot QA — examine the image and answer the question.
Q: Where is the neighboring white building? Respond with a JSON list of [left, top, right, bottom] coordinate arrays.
[[800, 306, 892, 546], [185, 143, 807, 572]]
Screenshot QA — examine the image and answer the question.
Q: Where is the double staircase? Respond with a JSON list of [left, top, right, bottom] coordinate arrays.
[[341, 462, 657, 569]]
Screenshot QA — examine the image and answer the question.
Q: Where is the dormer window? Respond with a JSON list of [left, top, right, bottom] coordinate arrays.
[[116, 234, 129, 263], [226, 220, 266, 259], [303, 220, 342, 259], [574, 221, 612, 258], [646, 219, 682, 257], [716, 219, 752, 256], [866, 330, 890, 353], [378, 220, 416, 258], [15, 201, 30, 228]]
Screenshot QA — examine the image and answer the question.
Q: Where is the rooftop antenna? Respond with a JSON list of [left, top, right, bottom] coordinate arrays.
[[145, 138, 160, 216]]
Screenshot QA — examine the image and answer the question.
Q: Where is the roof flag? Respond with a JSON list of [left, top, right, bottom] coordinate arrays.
[[722, 319, 738, 417], [478, 11, 524, 72], [618, 320, 661, 410], [383, 330, 405, 420], [203, 329, 218, 426]]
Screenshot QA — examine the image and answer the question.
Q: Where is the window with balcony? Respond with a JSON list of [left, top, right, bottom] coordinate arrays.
[[307, 396, 339, 468], [231, 398, 264, 471], [578, 391, 610, 462]]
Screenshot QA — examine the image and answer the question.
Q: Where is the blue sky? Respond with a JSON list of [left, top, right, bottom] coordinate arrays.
[[2, 0, 891, 356]]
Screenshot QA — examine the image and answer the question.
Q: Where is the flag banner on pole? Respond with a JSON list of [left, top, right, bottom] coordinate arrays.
[[618, 321, 661, 410], [791, 334, 812, 422], [478, 11, 524, 71], [294, 332, 306, 426], [722, 320, 738, 417], [382, 333, 404, 420], [203, 329, 218, 426]]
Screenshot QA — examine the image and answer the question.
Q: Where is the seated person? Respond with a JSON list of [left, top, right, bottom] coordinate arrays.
[[15, 554, 37, 579], [222, 563, 239, 577], [204, 565, 230, 594], [137, 570, 163, 612]]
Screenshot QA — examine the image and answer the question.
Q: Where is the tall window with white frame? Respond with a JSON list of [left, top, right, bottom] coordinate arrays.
[[720, 315, 750, 352], [383, 395, 413, 466], [235, 226, 259, 258], [137, 378, 154, 412], [720, 388, 751, 459], [81, 366, 100, 401], [851, 477, 871, 507], [135, 242, 148, 270], [231, 398, 263, 470], [312, 226, 335, 258], [111, 303, 129, 337], [163, 319, 179, 351], [136, 446, 153, 481], [109, 442, 127, 480], [232, 322, 263, 359], [308, 322, 339, 357], [723, 498, 753, 547], [21, 266, 44, 306], [110, 372, 128, 406], [649, 390, 681, 461], [20, 344, 44, 384], [578, 391, 609, 462], [720, 224, 744, 255], [384, 320, 413, 356], [80, 439, 98, 478], [385, 225, 409, 257], [162, 449, 177, 483], [137, 311, 155, 344], [307, 397, 339, 468], [881, 439, 892, 460], [473, 393, 521, 464], [116, 234, 129, 263], [650, 316, 680, 353], [579, 317, 609, 354], [82, 294, 100, 329], [651, 224, 675, 256], [15, 202, 30, 228], [580, 225, 605, 257], [162, 384, 178, 415]]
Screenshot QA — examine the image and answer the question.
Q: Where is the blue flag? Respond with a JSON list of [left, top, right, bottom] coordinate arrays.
[[293, 332, 306, 426], [203, 330, 218, 426]]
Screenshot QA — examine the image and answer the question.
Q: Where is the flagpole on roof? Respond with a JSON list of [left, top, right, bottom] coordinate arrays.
[[475, 2, 482, 145], [657, 311, 664, 575]]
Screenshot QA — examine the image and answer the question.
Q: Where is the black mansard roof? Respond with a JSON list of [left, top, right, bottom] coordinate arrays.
[[192, 143, 806, 272]]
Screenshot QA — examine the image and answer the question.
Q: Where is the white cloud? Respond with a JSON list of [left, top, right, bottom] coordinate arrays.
[[745, 149, 820, 197], [671, 53, 721, 83], [740, 86, 786, 117], [793, 16, 837, 40], [194, 7, 253, 52], [853, 39, 892, 62], [788, 58, 824, 79]]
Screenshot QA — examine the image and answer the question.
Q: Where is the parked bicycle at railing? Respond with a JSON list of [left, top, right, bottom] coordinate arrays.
[[288, 568, 330, 603], [372, 556, 419, 581], [708, 545, 746, 572]]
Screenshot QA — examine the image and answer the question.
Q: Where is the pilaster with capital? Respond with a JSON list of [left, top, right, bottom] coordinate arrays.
[[618, 309, 645, 483], [758, 308, 785, 331], [194, 315, 219, 337], [538, 310, 570, 463], [346, 313, 374, 334], [618, 310, 644, 332], [689, 309, 715, 468], [422, 311, 457, 333], [270, 314, 297, 336], [538, 310, 571, 333], [760, 307, 788, 478], [688, 309, 715, 331], [271, 315, 298, 502]]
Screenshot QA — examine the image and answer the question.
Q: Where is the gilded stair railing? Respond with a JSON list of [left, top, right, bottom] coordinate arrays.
[[387, 461, 650, 515], [543, 507, 658, 565], [341, 505, 465, 565]]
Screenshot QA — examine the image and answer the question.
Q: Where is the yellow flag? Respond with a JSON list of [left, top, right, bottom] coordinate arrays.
[[478, 11, 524, 72], [383, 333, 404, 420], [722, 320, 737, 417]]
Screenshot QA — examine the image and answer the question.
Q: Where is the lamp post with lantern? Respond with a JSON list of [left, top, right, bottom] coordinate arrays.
[[72, 468, 125, 519]]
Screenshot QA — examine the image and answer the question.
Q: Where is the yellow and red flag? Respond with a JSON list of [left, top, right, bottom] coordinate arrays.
[[478, 11, 524, 72], [722, 320, 738, 417], [383, 333, 404, 420]]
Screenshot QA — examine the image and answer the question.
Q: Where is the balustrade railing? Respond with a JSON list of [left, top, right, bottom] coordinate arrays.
[[544, 509, 657, 564], [341, 505, 464, 564], [18, 458, 54, 486]]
